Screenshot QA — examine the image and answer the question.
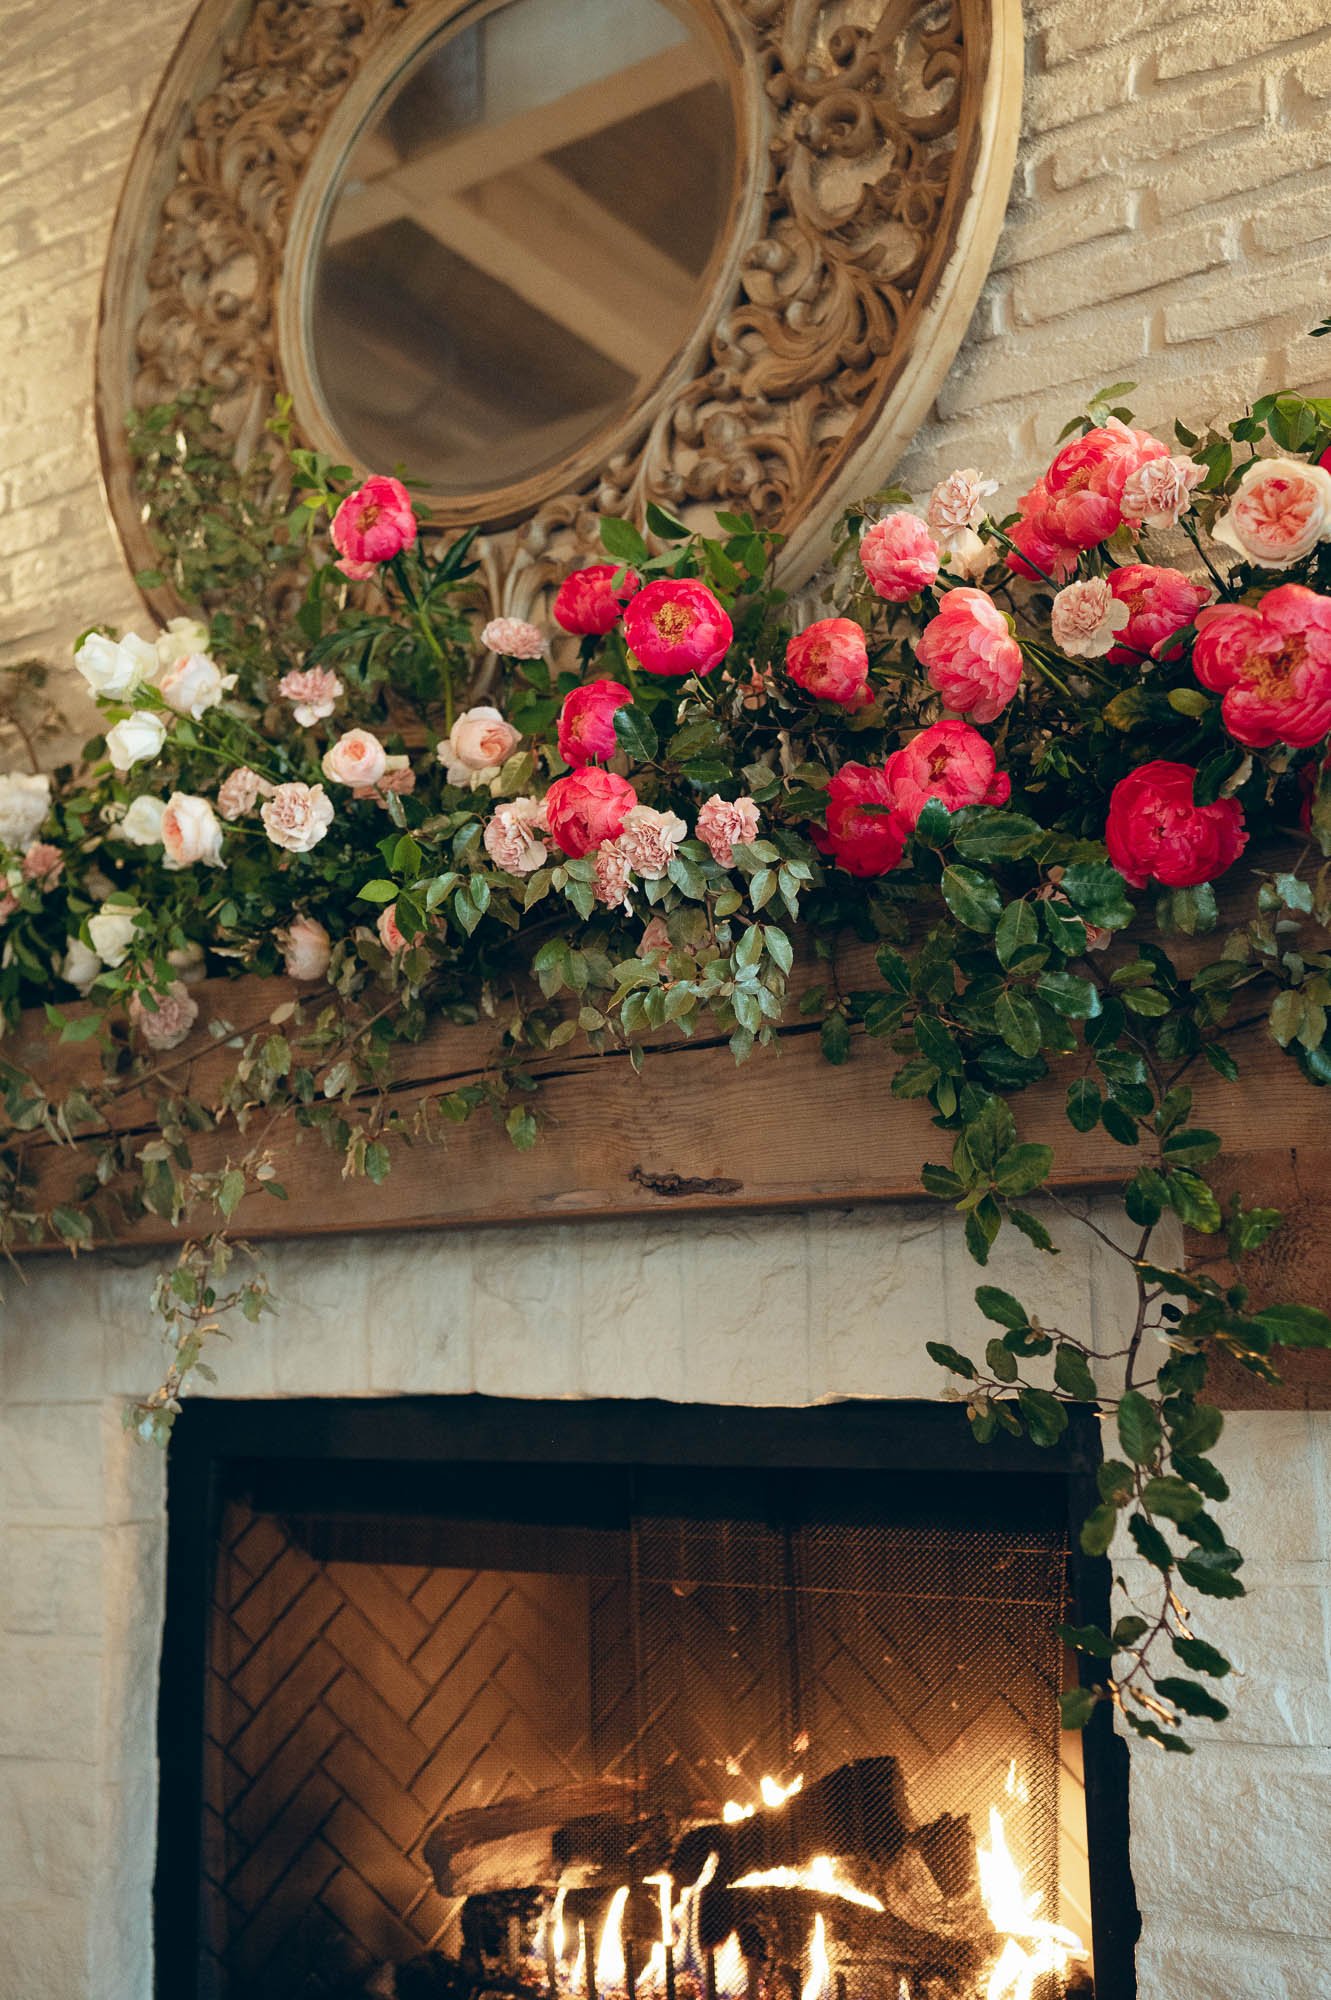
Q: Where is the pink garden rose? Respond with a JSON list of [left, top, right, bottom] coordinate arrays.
[[618, 804, 686, 880], [21, 841, 62, 888], [330, 475, 417, 578], [157, 652, 235, 719], [1212, 458, 1331, 569], [1105, 760, 1246, 889], [557, 679, 632, 767], [695, 793, 760, 868], [915, 588, 1022, 722], [483, 797, 549, 876], [859, 514, 941, 602], [438, 707, 521, 786], [480, 616, 546, 660], [160, 792, 223, 868], [278, 914, 331, 981], [353, 756, 416, 805], [813, 764, 908, 878], [322, 728, 389, 788], [553, 563, 641, 636], [544, 768, 637, 857], [128, 980, 199, 1052], [278, 667, 343, 725], [216, 766, 270, 820], [1121, 454, 1205, 528], [261, 782, 334, 853], [592, 841, 634, 910], [1105, 564, 1210, 665], [1051, 577, 1131, 659], [786, 618, 871, 707], [883, 719, 1011, 828], [377, 903, 408, 954], [624, 579, 733, 678], [1192, 583, 1331, 748]]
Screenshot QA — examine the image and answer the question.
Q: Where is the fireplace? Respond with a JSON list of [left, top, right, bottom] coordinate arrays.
[[157, 1399, 1135, 2000]]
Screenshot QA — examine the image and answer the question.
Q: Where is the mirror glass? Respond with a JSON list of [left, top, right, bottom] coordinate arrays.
[[309, 0, 735, 497]]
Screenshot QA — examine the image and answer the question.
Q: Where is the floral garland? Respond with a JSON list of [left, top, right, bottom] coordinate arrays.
[[6, 369, 1331, 1752]]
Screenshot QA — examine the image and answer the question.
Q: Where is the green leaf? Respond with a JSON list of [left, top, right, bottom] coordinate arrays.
[[1065, 1078, 1101, 1132], [926, 1340, 977, 1379], [995, 990, 1042, 1057], [986, 1337, 1019, 1382], [1041, 899, 1087, 958], [505, 1106, 539, 1150], [975, 1285, 1028, 1330], [1113, 1615, 1151, 1648], [364, 1140, 391, 1185], [953, 810, 1044, 861], [995, 899, 1041, 967], [358, 878, 399, 904], [992, 1142, 1053, 1195], [1155, 1676, 1229, 1721], [1018, 1386, 1068, 1446], [1118, 1389, 1163, 1465], [913, 797, 953, 849], [1171, 1634, 1232, 1678], [941, 864, 1002, 933], [217, 1169, 246, 1220], [1036, 970, 1099, 1019], [1165, 1168, 1222, 1233], [599, 515, 649, 563], [1059, 1686, 1101, 1730], [645, 501, 690, 541], [1123, 1711, 1193, 1752], [613, 703, 658, 762], [1097, 1458, 1136, 1505], [820, 1012, 851, 1065], [1254, 1302, 1331, 1348], [1057, 1622, 1114, 1658], [1060, 861, 1135, 929], [1079, 1503, 1118, 1556], [1100, 1099, 1141, 1147], [1140, 1474, 1205, 1522], [1162, 1127, 1222, 1166], [1178, 1555, 1246, 1598], [1129, 1512, 1174, 1568], [1054, 1345, 1098, 1400], [1009, 1206, 1056, 1252]]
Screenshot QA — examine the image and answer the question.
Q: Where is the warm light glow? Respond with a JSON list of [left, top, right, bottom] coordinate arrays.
[[898, 1981, 911, 2000], [1003, 1759, 1030, 1806], [800, 1914, 830, 2000], [550, 1884, 569, 1967], [730, 1854, 885, 1912], [636, 1942, 667, 1993], [722, 1801, 756, 1824], [714, 1934, 746, 1997], [570, 1925, 587, 1998], [597, 1886, 630, 1991], [978, 1804, 1087, 2000], [722, 1772, 803, 1822]]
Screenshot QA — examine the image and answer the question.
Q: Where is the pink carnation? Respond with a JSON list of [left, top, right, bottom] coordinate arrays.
[[914, 589, 1022, 723], [481, 616, 546, 660], [592, 841, 634, 911], [129, 980, 199, 1052], [216, 766, 270, 820], [883, 719, 1010, 829], [695, 794, 760, 868], [859, 514, 941, 603], [1121, 455, 1205, 528], [278, 667, 343, 726], [1051, 577, 1131, 659], [618, 805, 686, 880], [483, 797, 549, 875]]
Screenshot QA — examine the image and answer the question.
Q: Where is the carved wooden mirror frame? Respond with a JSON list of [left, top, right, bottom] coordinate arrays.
[[96, 0, 1023, 621]]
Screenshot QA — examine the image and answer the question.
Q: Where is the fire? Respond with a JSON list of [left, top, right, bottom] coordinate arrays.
[[800, 1913, 830, 2000], [596, 1886, 631, 1991], [722, 1773, 803, 1822], [714, 1934, 746, 1995], [730, 1854, 885, 1912], [977, 1802, 1087, 2000]]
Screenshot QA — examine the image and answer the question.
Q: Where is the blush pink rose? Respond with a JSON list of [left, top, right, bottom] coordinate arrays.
[[129, 980, 199, 1051], [157, 651, 235, 719], [216, 766, 270, 820], [278, 667, 343, 725], [859, 514, 941, 602], [883, 719, 1011, 829], [1105, 564, 1211, 665], [438, 707, 521, 786], [557, 680, 632, 767], [480, 616, 546, 659], [552, 563, 642, 636], [1192, 583, 1331, 748], [322, 729, 388, 788], [353, 756, 416, 805], [1105, 760, 1246, 889], [1212, 458, 1331, 569], [483, 797, 549, 875], [592, 841, 634, 910], [278, 914, 331, 981], [20, 842, 62, 888], [1051, 577, 1131, 659], [330, 475, 417, 576], [160, 792, 223, 868], [618, 804, 686, 880], [544, 768, 637, 857], [377, 903, 408, 954], [786, 618, 871, 707], [261, 782, 334, 853], [623, 578, 733, 677], [695, 793, 760, 868], [813, 764, 908, 878], [915, 589, 1023, 723]]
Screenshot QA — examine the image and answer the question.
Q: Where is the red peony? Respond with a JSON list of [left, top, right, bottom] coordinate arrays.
[[915, 588, 1023, 723], [552, 563, 642, 637], [543, 768, 638, 857], [329, 476, 417, 579], [1105, 760, 1246, 889], [557, 679, 633, 767], [1192, 584, 1331, 749], [859, 515, 941, 603], [786, 618, 871, 707], [1106, 564, 1211, 665], [882, 719, 1011, 829], [813, 764, 908, 877], [623, 578, 733, 677]]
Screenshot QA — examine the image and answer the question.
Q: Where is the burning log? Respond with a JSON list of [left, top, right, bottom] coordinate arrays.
[[424, 1781, 642, 1895], [670, 1760, 914, 1885]]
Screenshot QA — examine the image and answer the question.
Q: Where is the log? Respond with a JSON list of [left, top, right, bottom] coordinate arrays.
[[670, 1760, 915, 1884], [424, 1781, 639, 1895]]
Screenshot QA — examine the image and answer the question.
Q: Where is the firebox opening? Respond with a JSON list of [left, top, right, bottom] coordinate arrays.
[[158, 1400, 1134, 2000]]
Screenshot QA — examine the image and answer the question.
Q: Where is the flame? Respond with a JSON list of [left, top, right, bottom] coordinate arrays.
[[1003, 1760, 1030, 1806], [636, 1942, 667, 1994], [547, 1884, 568, 1968], [977, 1804, 1087, 2000], [730, 1854, 885, 1912], [597, 1886, 630, 1992], [714, 1934, 746, 1997], [722, 1801, 756, 1824], [800, 1914, 830, 2000], [570, 1925, 587, 1997], [898, 1982, 911, 2000], [760, 1773, 804, 1808]]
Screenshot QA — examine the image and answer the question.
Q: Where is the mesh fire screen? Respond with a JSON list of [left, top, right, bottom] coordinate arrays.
[[200, 1461, 1092, 2000]]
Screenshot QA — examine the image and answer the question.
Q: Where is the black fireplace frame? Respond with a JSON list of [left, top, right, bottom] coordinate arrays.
[[155, 1396, 1139, 2000]]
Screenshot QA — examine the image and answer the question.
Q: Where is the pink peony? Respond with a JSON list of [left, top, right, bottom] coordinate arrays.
[[216, 766, 270, 820], [623, 579, 733, 678], [1192, 584, 1331, 749], [592, 841, 634, 910], [483, 797, 549, 875], [1105, 564, 1210, 665], [813, 764, 908, 878], [1212, 458, 1331, 569], [279, 914, 331, 981], [1121, 455, 1205, 528], [1051, 577, 1131, 659], [1005, 509, 1079, 583], [129, 980, 199, 1051], [377, 903, 408, 954], [161, 792, 223, 868], [322, 728, 389, 788], [438, 707, 521, 786], [786, 618, 871, 707], [1106, 760, 1246, 889], [330, 476, 417, 577], [544, 768, 637, 857], [21, 841, 62, 888], [553, 563, 641, 636], [695, 793, 761, 868], [859, 514, 941, 602], [618, 804, 686, 880], [261, 782, 334, 853], [915, 589, 1022, 723], [557, 679, 632, 767], [480, 616, 546, 660], [279, 667, 343, 725], [883, 719, 1011, 828]]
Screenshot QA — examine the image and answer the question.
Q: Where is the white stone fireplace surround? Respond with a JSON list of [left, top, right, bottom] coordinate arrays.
[[2, 1201, 1329, 2000]]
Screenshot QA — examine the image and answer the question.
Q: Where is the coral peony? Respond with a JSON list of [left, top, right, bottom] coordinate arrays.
[[543, 768, 637, 857], [695, 793, 761, 868], [483, 797, 549, 875], [129, 981, 199, 1052], [261, 782, 334, 853], [279, 667, 343, 725], [1192, 584, 1331, 748], [557, 679, 632, 767], [1009, 420, 1170, 575], [623, 578, 733, 677], [915, 589, 1022, 723], [438, 707, 521, 787], [329, 475, 417, 577], [859, 514, 941, 602], [279, 915, 331, 981], [552, 563, 641, 636], [1005, 510, 1079, 583], [883, 719, 1011, 828], [814, 764, 908, 878], [1105, 564, 1210, 664], [618, 804, 686, 880], [1212, 458, 1331, 569], [1051, 577, 1131, 659], [786, 618, 871, 707], [1105, 760, 1246, 889], [480, 616, 546, 659], [161, 792, 223, 869], [323, 728, 389, 788]]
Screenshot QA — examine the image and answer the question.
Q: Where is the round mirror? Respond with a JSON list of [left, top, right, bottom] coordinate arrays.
[[307, 0, 736, 499]]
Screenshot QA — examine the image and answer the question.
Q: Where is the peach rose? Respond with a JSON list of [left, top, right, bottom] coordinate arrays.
[[261, 782, 334, 853], [160, 792, 224, 869], [695, 794, 760, 868], [278, 915, 331, 981], [322, 728, 389, 788], [353, 756, 417, 804], [637, 916, 671, 964], [438, 706, 522, 787], [1051, 578, 1130, 659], [377, 903, 408, 954], [483, 797, 549, 875], [1212, 458, 1331, 569], [618, 804, 686, 881], [129, 981, 199, 1052]]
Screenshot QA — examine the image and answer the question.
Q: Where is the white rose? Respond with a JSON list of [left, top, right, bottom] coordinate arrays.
[[88, 905, 140, 968], [119, 795, 167, 846], [160, 792, 224, 868], [438, 706, 522, 787], [0, 771, 51, 849], [61, 935, 103, 994], [155, 616, 210, 672], [105, 711, 168, 772], [74, 631, 158, 701], [157, 651, 235, 719], [1212, 457, 1331, 569], [321, 729, 388, 787]]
